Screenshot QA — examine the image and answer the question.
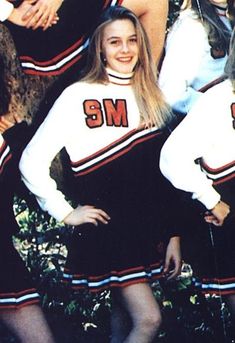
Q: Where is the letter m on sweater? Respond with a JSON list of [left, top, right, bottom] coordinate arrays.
[[104, 99, 128, 127]]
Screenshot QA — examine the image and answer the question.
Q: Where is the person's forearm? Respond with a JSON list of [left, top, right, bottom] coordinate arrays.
[[122, 0, 168, 66], [21, 0, 62, 30]]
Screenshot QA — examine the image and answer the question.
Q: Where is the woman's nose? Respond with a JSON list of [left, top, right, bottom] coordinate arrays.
[[121, 41, 129, 52]]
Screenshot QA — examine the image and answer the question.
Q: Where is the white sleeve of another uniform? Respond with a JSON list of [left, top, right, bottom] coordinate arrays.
[[19, 87, 77, 222], [159, 13, 206, 114], [0, 0, 13, 21], [160, 92, 221, 210]]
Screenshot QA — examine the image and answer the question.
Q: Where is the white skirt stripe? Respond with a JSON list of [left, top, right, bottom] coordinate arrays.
[[201, 282, 235, 290], [194, 278, 235, 290], [0, 145, 10, 167], [71, 127, 159, 173], [63, 265, 163, 288], [0, 292, 39, 304], [21, 39, 89, 73]]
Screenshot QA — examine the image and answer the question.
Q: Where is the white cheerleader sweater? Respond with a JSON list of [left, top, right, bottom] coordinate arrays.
[[0, 0, 13, 21], [19, 70, 151, 222], [159, 8, 231, 115], [160, 79, 235, 210]]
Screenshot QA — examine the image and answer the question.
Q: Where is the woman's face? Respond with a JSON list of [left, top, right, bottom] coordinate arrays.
[[208, 0, 227, 8], [101, 19, 139, 74]]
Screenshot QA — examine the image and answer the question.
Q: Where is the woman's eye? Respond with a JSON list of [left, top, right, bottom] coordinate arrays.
[[110, 40, 119, 45]]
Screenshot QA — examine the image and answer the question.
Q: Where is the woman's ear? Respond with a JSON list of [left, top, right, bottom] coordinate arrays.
[[100, 52, 107, 64]]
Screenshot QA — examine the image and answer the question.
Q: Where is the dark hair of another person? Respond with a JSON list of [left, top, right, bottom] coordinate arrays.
[[184, 0, 234, 54], [0, 55, 10, 115]]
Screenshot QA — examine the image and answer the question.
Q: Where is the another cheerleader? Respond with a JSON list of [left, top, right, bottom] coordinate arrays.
[[159, 0, 234, 116], [160, 28, 235, 323]]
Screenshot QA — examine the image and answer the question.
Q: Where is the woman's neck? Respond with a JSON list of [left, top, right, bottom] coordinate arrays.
[[106, 67, 134, 85]]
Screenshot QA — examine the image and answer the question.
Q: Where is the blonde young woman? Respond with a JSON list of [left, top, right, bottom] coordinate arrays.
[[159, 0, 234, 116], [20, 6, 182, 343]]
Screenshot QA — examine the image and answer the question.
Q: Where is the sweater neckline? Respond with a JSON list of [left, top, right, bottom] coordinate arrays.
[[106, 68, 133, 85]]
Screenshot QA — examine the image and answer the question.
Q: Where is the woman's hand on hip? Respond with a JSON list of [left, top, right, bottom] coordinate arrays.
[[63, 205, 111, 227], [204, 200, 230, 227]]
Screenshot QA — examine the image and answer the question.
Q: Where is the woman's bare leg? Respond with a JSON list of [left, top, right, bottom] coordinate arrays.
[[114, 283, 162, 343], [0, 304, 55, 343], [111, 292, 131, 343]]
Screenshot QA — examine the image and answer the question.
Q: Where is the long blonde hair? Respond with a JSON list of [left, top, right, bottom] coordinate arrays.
[[81, 6, 172, 129]]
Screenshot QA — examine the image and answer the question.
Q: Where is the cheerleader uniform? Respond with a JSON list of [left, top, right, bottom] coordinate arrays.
[[159, 6, 232, 115], [20, 69, 181, 293], [0, 122, 39, 309], [4, 0, 123, 76], [160, 79, 235, 295]]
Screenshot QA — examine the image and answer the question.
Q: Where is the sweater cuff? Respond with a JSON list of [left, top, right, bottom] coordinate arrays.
[[43, 198, 74, 223], [0, 0, 14, 22], [192, 187, 221, 210]]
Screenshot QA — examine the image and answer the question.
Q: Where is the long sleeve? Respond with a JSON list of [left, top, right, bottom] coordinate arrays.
[[19, 88, 75, 222], [0, 0, 13, 21], [20, 77, 159, 222], [159, 11, 215, 115], [160, 89, 221, 210]]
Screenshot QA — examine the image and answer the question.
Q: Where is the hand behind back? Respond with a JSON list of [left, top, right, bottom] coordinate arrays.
[[8, 0, 63, 30]]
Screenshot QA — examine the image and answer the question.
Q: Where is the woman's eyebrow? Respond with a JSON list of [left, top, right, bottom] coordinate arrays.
[[107, 34, 137, 41]]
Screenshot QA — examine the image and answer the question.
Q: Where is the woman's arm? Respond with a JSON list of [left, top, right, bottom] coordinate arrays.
[[63, 205, 110, 226], [160, 89, 221, 211], [0, 0, 14, 21], [19, 87, 76, 222], [159, 14, 207, 114], [21, 0, 63, 30], [164, 236, 182, 280], [160, 93, 231, 227], [122, 0, 168, 67], [0, 113, 22, 134], [0, 0, 33, 25], [0, 0, 13, 22], [204, 201, 230, 227], [19, 85, 110, 226], [1, 0, 58, 28]]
